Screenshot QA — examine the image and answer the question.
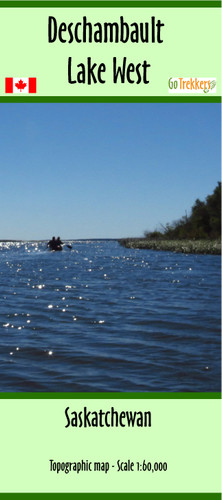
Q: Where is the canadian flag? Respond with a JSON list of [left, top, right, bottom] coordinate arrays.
[[5, 77, 37, 94]]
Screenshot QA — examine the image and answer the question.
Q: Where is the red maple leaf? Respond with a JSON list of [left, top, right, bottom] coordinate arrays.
[[15, 79, 27, 92]]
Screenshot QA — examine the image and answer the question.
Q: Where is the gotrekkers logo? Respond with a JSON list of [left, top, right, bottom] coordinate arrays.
[[168, 77, 216, 94]]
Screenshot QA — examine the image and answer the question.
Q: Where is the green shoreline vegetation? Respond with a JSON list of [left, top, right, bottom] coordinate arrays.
[[119, 238, 220, 254], [119, 183, 221, 255]]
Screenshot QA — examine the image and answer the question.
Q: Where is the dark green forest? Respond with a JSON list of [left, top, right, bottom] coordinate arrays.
[[145, 182, 221, 240]]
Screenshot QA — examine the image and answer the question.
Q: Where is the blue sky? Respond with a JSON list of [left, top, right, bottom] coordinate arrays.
[[0, 103, 220, 240]]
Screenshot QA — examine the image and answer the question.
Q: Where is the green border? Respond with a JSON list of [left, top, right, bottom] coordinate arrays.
[[0, 392, 220, 398], [0, 0, 220, 398], [0, 97, 221, 103], [0, 3, 221, 500], [0, 0, 220, 397], [0, 0, 220, 101], [0, 1, 220, 7], [0, 489, 220, 496]]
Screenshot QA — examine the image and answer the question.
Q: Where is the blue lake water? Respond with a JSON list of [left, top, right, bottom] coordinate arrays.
[[0, 240, 220, 392]]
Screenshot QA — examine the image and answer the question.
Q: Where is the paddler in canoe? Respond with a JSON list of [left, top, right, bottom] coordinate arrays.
[[47, 236, 63, 251]]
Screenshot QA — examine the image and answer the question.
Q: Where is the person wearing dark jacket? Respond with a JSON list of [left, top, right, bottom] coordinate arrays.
[[47, 236, 64, 251], [47, 236, 57, 250]]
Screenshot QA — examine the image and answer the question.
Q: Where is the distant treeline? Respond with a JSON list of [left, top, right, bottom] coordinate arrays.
[[145, 182, 221, 240]]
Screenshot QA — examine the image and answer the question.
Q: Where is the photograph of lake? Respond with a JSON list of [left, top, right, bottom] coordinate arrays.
[[0, 103, 220, 392]]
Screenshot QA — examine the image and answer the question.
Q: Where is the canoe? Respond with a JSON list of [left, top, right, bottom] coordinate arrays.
[[49, 245, 63, 251]]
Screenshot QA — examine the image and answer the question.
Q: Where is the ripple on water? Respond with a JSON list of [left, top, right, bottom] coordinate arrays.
[[0, 240, 220, 391]]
